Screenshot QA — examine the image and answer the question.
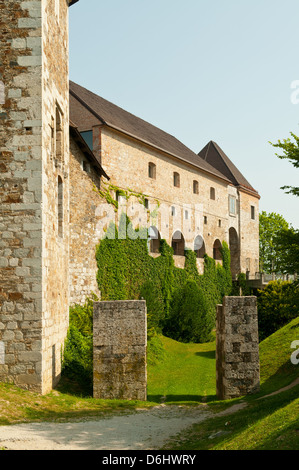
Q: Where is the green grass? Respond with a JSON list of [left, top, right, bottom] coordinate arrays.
[[0, 317, 298, 450], [147, 334, 217, 403], [162, 315, 299, 450]]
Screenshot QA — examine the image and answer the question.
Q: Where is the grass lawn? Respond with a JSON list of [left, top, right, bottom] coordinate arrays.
[[162, 315, 299, 450], [0, 317, 298, 450], [147, 334, 216, 403]]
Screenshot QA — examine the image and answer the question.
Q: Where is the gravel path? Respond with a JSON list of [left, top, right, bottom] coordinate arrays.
[[0, 405, 214, 450]]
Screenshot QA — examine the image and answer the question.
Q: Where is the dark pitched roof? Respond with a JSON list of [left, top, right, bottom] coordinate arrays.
[[69, 81, 231, 183], [69, 121, 109, 180], [69, 0, 79, 6], [198, 141, 259, 197]]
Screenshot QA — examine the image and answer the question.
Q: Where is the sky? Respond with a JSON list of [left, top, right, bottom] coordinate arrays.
[[69, 0, 299, 229]]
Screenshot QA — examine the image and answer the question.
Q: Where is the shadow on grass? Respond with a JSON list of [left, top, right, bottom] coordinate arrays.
[[252, 360, 299, 400], [166, 385, 299, 450], [194, 351, 216, 360], [147, 394, 217, 404]]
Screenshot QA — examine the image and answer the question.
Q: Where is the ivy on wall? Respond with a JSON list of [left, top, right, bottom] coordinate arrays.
[[96, 213, 233, 343]]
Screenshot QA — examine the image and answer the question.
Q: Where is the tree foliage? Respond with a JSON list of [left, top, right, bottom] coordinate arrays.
[[259, 211, 289, 273], [270, 131, 299, 197], [257, 280, 299, 341]]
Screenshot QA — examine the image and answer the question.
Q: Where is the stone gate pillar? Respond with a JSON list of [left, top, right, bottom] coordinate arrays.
[[216, 296, 260, 400], [93, 300, 147, 401]]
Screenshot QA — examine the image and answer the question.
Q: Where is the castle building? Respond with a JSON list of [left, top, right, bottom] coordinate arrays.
[[0, 0, 259, 394]]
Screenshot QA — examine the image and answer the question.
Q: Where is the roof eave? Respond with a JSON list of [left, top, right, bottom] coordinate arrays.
[[69, 0, 79, 6]]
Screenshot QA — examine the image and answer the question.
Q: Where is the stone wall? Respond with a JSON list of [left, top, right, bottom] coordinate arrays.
[[95, 127, 259, 276], [0, 0, 70, 394], [216, 296, 260, 400], [69, 138, 102, 304], [93, 301, 147, 401]]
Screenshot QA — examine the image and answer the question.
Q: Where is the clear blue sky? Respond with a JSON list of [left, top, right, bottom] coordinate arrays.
[[69, 0, 299, 229]]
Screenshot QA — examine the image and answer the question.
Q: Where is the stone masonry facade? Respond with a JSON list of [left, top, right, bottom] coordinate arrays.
[[93, 301, 147, 401], [0, 0, 70, 394], [216, 296, 260, 400]]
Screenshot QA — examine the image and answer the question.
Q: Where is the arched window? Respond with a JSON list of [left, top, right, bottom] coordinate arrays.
[[210, 187, 215, 200], [173, 172, 180, 188], [172, 231, 185, 256], [148, 226, 161, 254], [194, 235, 205, 259], [213, 239, 222, 260], [148, 162, 156, 179], [193, 180, 199, 195], [58, 176, 63, 238]]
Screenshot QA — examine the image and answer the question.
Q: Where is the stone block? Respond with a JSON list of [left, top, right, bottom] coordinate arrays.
[[93, 301, 147, 401], [216, 296, 260, 400]]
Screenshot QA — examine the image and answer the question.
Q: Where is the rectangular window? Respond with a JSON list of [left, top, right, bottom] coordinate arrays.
[[148, 162, 156, 179], [210, 187, 215, 200], [229, 195, 236, 215], [173, 172, 180, 188], [251, 205, 255, 220], [171, 206, 176, 217], [185, 210, 189, 220], [144, 198, 149, 209], [204, 216, 207, 225], [82, 160, 90, 173]]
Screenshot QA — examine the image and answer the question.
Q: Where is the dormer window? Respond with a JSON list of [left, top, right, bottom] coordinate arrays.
[[148, 162, 156, 179]]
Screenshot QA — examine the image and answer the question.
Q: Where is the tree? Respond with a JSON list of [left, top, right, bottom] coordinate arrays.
[[274, 227, 299, 274], [270, 131, 299, 197], [259, 211, 289, 274], [269, 132, 299, 274]]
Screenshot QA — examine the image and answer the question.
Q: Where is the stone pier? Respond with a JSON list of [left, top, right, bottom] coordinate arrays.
[[216, 296, 260, 400], [93, 301, 147, 401]]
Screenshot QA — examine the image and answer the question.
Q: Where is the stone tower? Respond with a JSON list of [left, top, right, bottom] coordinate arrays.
[[0, 0, 77, 394]]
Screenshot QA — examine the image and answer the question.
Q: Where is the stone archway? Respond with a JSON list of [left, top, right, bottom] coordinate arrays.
[[213, 239, 222, 261], [229, 227, 240, 277], [194, 235, 206, 258], [148, 226, 161, 254], [172, 230, 185, 256]]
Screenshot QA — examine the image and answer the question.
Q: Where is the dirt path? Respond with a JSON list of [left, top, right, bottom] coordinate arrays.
[[2, 376, 297, 451], [0, 405, 215, 450]]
